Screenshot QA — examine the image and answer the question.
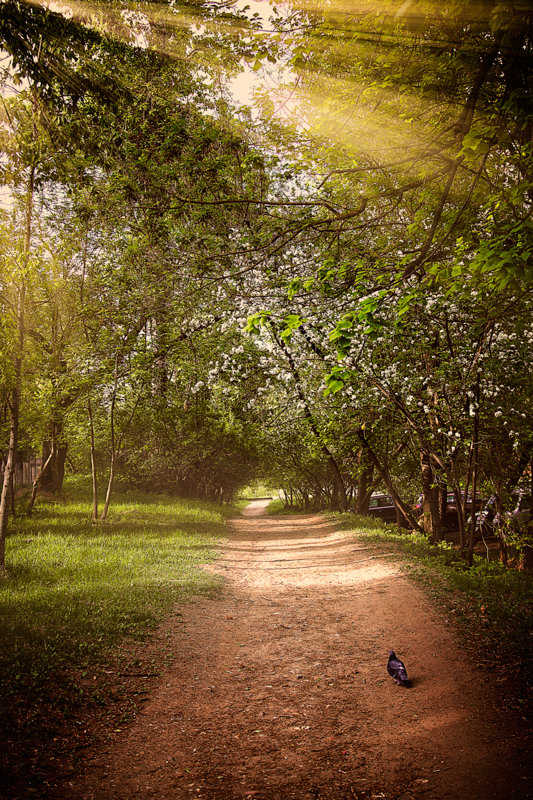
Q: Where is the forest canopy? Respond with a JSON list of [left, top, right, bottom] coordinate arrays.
[[0, 0, 532, 569]]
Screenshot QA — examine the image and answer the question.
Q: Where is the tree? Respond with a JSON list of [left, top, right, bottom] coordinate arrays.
[[0, 87, 42, 569]]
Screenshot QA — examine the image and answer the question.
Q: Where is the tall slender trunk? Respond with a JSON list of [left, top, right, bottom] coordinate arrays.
[[420, 450, 442, 542], [358, 429, 422, 531], [99, 354, 144, 522], [494, 494, 508, 567], [519, 462, 533, 569], [80, 232, 100, 521], [27, 441, 56, 514], [87, 398, 99, 522], [9, 473, 15, 515], [466, 376, 481, 566], [304, 414, 347, 510], [467, 455, 479, 566], [100, 459, 116, 522], [100, 355, 119, 522], [0, 164, 35, 572], [40, 436, 67, 494], [438, 482, 448, 529], [355, 449, 374, 515], [0, 385, 22, 571], [447, 451, 467, 549]]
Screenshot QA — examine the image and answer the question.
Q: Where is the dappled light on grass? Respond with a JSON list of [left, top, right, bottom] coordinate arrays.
[[0, 485, 228, 799], [0, 488, 226, 707]]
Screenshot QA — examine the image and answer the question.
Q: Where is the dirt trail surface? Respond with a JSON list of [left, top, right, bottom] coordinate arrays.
[[65, 502, 530, 800]]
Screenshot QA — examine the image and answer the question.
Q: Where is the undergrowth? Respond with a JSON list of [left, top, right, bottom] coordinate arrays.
[[266, 498, 308, 515], [238, 483, 277, 500]]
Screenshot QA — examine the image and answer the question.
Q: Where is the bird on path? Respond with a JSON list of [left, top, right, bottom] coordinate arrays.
[[387, 650, 412, 686]]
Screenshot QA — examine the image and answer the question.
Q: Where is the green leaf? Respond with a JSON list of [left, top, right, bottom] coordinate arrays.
[[325, 379, 345, 394]]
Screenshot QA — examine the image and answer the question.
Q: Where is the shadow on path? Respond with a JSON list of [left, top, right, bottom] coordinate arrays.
[[63, 501, 531, 800]]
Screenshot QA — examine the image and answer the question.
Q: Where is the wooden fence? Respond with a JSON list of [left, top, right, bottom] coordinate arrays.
[[0, 456, 42, 490]]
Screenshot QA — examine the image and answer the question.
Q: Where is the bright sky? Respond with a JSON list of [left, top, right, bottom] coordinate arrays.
[[233, 0, 274, 28], [227, 0, 299, 116]]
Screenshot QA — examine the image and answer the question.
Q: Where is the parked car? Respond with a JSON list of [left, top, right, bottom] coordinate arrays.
[[478, 491, 532, 534], [415, 492, 484, 531], [367, 494, 409, 527], [446, 492, 482, 530]]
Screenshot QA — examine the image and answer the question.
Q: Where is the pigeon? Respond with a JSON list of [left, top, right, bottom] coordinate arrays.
[[387, 650, 411, 686]]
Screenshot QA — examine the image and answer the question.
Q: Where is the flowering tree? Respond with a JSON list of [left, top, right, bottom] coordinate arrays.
[[1, 0, 531, 571]]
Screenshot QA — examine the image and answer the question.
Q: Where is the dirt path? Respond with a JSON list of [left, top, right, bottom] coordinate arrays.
[[66, 502, 530, 800]]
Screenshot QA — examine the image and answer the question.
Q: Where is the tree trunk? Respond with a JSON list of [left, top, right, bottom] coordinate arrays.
[[0, 393, 21, 572], [9, 472, 15, 515], [39, 438, 67, 494], [27, 442, 56, 513], [438, 483, 448, 529], [100, 354, 119, 522], [420, 450, 442, 542], [453, 486, 467, 550], [523, 468, 533, 570], [466, 375, 481, 565], [0, 164, 34, 572], [100, 458, 116, 522], [328, 455, 348, 512], [466, 455, 479, 567], [99, 354, 144, 522], [355, 451, 374, 515], [448, 452, 467, 549], [87, 398, 99, 522], [358, 429, 422, 531], [498, 533, 509, 567]]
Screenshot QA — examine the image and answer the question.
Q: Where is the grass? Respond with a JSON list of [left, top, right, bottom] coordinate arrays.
[[238, 482, 277, 500], [266, 498, 308, 515], [333, 512, 533, 715], [3, 489, 530, 792], [0, 478, 229, 794]]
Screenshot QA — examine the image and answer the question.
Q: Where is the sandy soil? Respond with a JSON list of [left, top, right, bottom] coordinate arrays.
[[60, 501, 531, 800]]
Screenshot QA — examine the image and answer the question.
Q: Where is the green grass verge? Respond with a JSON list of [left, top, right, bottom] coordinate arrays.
[[0, 478, 229, 791], [333, 513, 533, 713], [266, 498, 307, 515], [237, 483, 277, 500]]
